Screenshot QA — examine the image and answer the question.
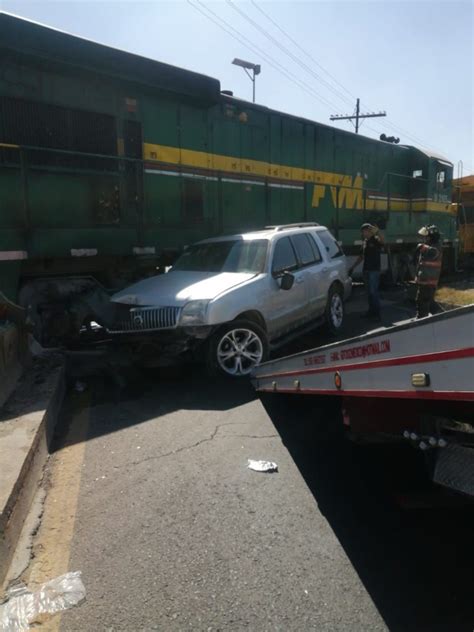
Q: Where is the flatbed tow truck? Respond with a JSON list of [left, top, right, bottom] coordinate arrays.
[[252, 305, 474, 498]]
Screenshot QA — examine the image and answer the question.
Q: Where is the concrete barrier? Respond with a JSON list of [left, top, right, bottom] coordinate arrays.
[[0, 361, 65, 586], [0, 322, 27, 409]]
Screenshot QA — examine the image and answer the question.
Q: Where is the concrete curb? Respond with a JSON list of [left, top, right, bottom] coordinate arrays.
[[0, 322, 28, 409], [0, 362, 65, 587]]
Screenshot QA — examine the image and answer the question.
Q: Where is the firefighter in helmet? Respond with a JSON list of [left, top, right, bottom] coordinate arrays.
[[414, 225, 442, 318]]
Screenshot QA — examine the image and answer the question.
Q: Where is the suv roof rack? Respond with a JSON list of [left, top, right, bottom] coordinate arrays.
[[265, 222, 320, 232]]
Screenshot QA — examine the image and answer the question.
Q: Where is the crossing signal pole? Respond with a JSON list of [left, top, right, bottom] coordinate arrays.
[[330, 98, 386, 133]]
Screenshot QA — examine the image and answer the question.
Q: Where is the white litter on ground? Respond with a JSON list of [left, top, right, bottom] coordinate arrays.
[[247, 459, 278, 473], [0, 571, 85, 631]]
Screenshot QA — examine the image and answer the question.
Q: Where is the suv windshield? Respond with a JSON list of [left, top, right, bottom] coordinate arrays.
[[172, 239, 268, 273]]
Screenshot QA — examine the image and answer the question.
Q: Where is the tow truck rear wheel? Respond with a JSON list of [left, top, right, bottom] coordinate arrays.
[[325, 285, 344, 335], [207, 320, 269, 378]]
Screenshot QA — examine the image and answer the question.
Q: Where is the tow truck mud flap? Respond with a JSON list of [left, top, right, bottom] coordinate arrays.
[[433, 445, 474, 497]]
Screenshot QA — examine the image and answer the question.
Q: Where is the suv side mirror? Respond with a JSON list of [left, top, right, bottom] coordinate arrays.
[[280, 271, 295, 291]]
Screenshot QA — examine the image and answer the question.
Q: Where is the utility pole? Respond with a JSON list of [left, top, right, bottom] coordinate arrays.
[[330, 98, 386, 133]]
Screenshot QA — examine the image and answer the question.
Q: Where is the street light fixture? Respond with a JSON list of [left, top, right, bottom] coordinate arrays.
[[232, 58, 261, 103]]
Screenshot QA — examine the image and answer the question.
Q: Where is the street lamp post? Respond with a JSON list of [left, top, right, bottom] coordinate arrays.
[[232, 58, 261, 103]]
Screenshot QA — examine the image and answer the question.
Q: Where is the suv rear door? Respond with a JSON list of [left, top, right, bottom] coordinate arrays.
[[312, 229, 346, 301], [267, 236, 310, 339], [290, 232, 328, 317]]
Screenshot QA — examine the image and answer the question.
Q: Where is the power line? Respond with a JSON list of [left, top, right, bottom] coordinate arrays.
[[361, 116, 443, 154], [187, 0, 341, 111], [252, 1, 425, 146], [364, 124, 386, 136], [359, 105, 440, 150], [187, 0, 318, 104], [190, 0, 459, 164], [250, 0, 358, 105], [195, 0, 429, 150], [250, 0, 431, 151], [250, 0, 452, 157], [249, 2, 428, 147], [226, 0, 355, 109]]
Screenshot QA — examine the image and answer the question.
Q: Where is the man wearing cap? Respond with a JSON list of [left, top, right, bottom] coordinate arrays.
[[348, 223, 384, 319], [414, 225, 442, 318]]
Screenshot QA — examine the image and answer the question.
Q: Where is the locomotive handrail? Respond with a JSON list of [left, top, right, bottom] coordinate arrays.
[[0, 142, 20, 150], [0, 143, 144, 232], [0, 142, 142, 164], [364, 171, 431, 217], [373, 170, 429, 194]]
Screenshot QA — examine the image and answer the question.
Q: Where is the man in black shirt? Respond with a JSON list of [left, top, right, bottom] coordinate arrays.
[[348, 223, 384, 319]]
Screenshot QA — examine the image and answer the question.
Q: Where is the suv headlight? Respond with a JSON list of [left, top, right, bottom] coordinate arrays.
[[180, 300, 210, 326]]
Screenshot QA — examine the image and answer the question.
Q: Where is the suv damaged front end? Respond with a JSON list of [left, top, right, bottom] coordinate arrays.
[[106, 300, 215, 367]]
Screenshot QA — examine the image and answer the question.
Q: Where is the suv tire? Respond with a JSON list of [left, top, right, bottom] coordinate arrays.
[[325, 285, 344, 335], [207, 320, 269, 377]]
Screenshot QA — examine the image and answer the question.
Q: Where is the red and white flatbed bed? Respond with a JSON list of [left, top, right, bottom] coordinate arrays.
[[252, 305, 474, 496]]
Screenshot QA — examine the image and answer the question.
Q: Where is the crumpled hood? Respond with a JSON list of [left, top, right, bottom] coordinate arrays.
[[111, 271, 256, 307]]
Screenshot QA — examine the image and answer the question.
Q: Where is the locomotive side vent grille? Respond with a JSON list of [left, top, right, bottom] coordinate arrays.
[[0, 96, 117, 169]]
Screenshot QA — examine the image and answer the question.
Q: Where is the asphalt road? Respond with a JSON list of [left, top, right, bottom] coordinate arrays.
[[20, 289, 474, 631]]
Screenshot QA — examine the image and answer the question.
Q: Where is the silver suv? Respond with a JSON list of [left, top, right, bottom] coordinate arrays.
[[109, 223, 351, 376]]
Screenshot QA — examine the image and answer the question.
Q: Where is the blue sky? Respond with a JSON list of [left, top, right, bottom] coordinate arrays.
[[2, 0, 473, 174]]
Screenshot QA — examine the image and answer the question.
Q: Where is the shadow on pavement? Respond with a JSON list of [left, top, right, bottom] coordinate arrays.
[[52, 366, 258, 450], [260, 392, 474, 632], [274, 286, 415, 360], [53, 286, 415, 457]]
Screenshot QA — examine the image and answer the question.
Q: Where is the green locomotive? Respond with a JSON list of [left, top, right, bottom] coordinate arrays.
[[0, 13, 456, 344]]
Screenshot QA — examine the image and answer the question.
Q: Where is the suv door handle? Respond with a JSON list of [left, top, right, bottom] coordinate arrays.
[[322, 267, 329, 272], [295, 276, 305, 284]]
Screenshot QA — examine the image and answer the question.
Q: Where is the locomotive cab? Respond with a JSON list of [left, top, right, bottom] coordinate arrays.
[[431, 158, 453, 204]]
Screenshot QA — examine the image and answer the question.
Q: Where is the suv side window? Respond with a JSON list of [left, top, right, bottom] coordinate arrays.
[[272, 237, 298, 275], [291, 233, 322, 266], [316, 230, 344, 259], [309, 235, 323, 262]]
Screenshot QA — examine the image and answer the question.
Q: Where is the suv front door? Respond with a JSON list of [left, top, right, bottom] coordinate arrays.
[[267, 236, 310, 339]]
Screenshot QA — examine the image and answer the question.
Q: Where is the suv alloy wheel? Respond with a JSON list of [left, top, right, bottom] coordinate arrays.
[[325, 285, 344, 334], [207, 320, 269, 377]]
